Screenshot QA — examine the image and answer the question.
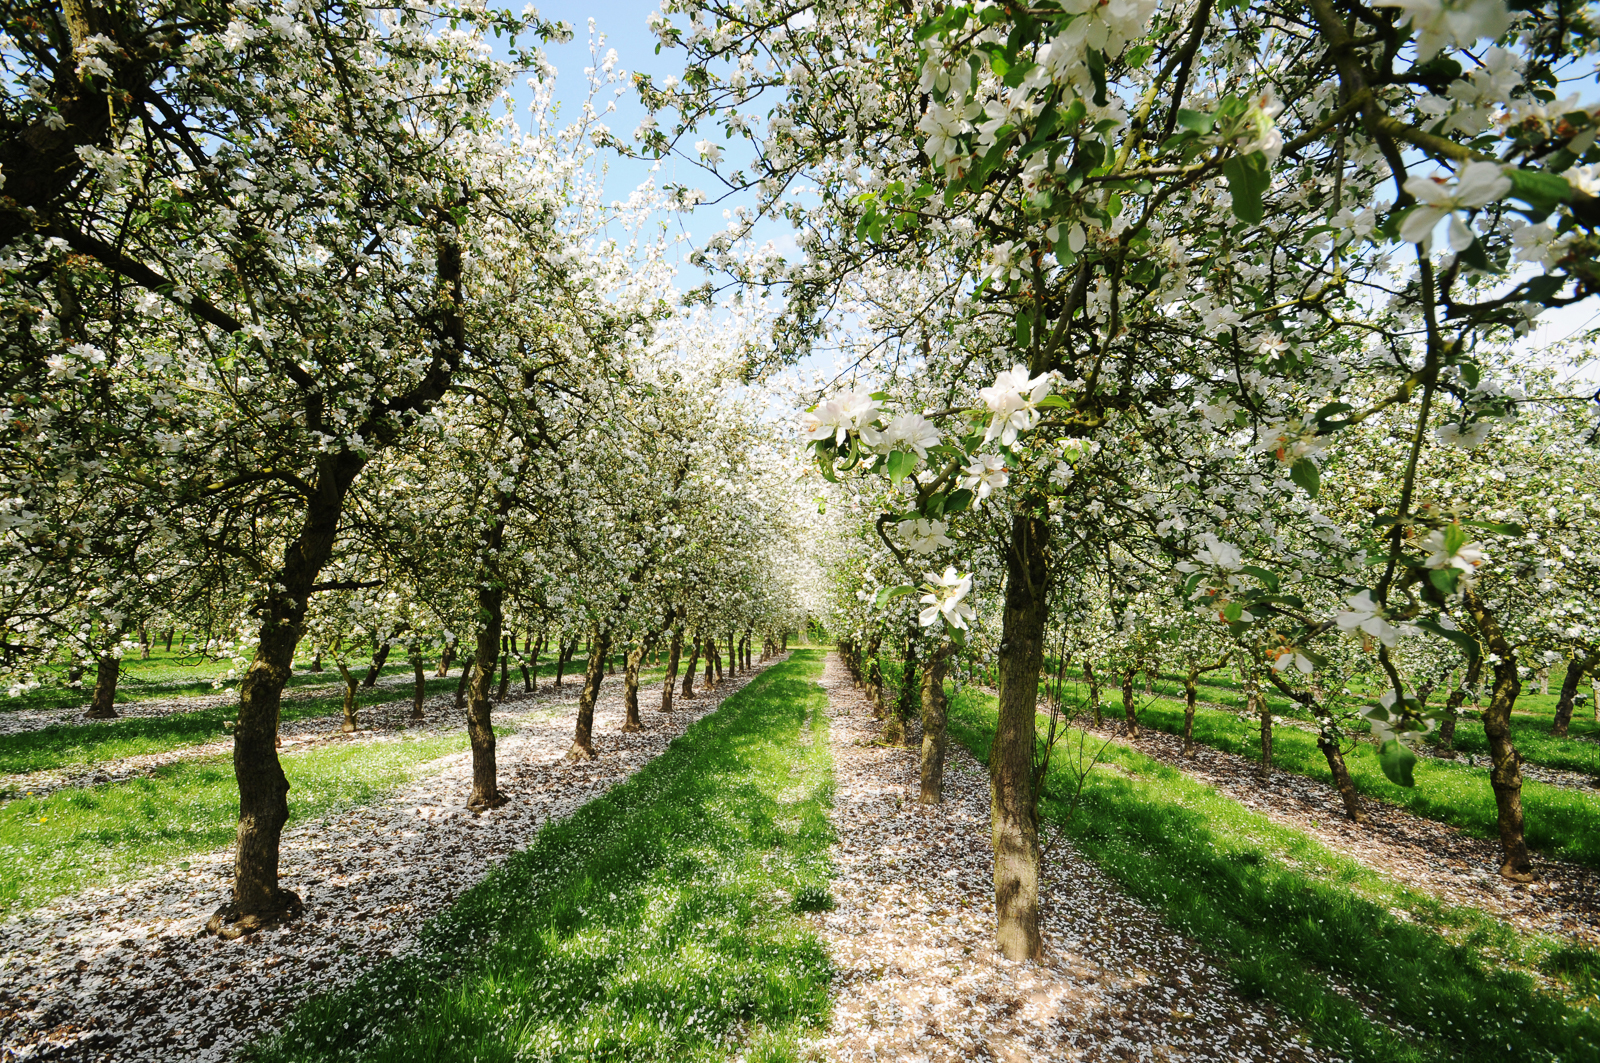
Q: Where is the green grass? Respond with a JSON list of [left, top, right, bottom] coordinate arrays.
[[1443, 716, 1600, 776], [2, 646, 632, 715], [0, 676, 468, 779], [244, 648, 835, 1063], [1, 659, 660, 781], [1121, 697, 1600, 868], [946, 687, 1600, 1063], [0, 728, 507, 913]]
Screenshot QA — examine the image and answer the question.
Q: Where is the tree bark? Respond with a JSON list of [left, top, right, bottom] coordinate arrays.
[[1085, 661, 1101, 726], [138, 623, 151, 660], [662, 623, 683, 712], [682, 633, 701, 699], [898, 631, 920, 735], [1265, 669, 1365, 822], [569, 625, 611, 760], [991, 511, 1049, 961], [1247, 667, 1271, 769], [310, 649, 323, 673], [1462, 590, 1535, 881], [164, 627, 175, 653], [622, 633, 655, 732], [454, 655, 471, 710], [1121, 666, 1138, 738], [1552, 652, 1598, 738], [464, 494, 513, 812], [1438, 654, 1482, 756], [1182, 663, 1199, 757], [496, 635, 511, 702], [335, 661, 360, 733], [410, 647, 427, 722], [362, 640, 391, 687], [919, 641, 954, 804], [555, 637, 572, 688], [86, 649, 121, 719], [437, 640, 453, 677]]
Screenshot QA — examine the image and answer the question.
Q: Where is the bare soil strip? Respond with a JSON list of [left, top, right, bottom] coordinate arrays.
[[1083, 719, 1600, 949], [807, 655, 1328, 1063], [0, 663, 774, 1063]]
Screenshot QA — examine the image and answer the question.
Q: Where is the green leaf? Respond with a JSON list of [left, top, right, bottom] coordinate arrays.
[[1175, 108, 1215, 134], [944, 488, 975, 515], [1428, 567, 1463, 595], [1461, 519, 1524, 536], [1125, 43, 1154, 68], [1015, 311, 1032, 347], [1240, 565, 1280, 594], [1506, 167, 1573, 215], [1312, 401, 1353, 428], [886, 449, 917, 484], [1523, 274, 1565, 304], [925, 491, 947, 518], [1377, 740, 1418, 787], [1289, 457, 1320, 497], [1086, 48, 1107, 106], [1035, 394, 1073, 409], [1222, 152, 1270, 224], [1414, 618, 1479, 662], [873, 584, 917, 609]]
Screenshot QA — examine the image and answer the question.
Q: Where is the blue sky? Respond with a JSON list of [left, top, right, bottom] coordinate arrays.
[[514, 1, 789, 289]]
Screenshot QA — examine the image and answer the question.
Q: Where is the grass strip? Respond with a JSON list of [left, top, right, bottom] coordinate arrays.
[[1124, 697, 1600, 868], [946, 687, 1600, 1063], [244, 649, 835, 1063], [0, 728, 505, 913], [1, 661, 659, 779]]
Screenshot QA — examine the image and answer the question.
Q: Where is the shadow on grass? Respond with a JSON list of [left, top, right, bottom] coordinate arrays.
[[0, 676, 470, 778], [244, 651, 835, 1063], [1127, 698, 1600, 869], [947, 687, 1600, 1063]]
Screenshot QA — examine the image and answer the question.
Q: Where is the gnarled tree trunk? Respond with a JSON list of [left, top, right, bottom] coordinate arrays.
[[682, 633, 701, 699], [919, 640, 954, 804], [1462, 590, 1535, 881], [1121, 666, 1138, 738], [1552, 651, 1598, 738], [85, 649, 121, 720], [1437, 654, 1482, 756], [362, 639, 391, 688], [662, 623, 683, 712], [622, 629, 660, 732], [335, 660, 360, 733], [991, 511, 1049, 962], [569, 625, 611, 760], [410, 646, 427, 722]]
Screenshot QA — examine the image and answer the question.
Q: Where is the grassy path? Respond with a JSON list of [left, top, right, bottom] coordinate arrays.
[[1124, 697, 1600, 868], [946, 687, 1600, 1063], [245, 649, 836, 1063]]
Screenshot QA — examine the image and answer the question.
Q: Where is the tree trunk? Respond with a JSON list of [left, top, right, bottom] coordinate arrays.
[[335, 661, 360, 733], [310, 649, 323, 673], [520, 630, 533, 692], [919, 641, 953, 804], [662, 625, 683, 712], [555, 637, 572, 688], [1263, 669, 1365, 822], [898, 632, 920, 733], [164, 627, 175, 653], [569, 626, 611, 760], [782, 632, 788, 652], [437, 641, 452, 678], [683, 634, 701, 699], [138, 622, 151, 659], [1462, 590, 1535, 881], [496, 635, 511, 702], [1121, 666, 1138, 738], [1085, 661, 1101, 726], [1182, 664, 1199, 757], [454, 656, 471, 710], [1552, 652, 1597, 738], [622, 635, 653, 733], [1438, 654, 1482, 757], [362, 640, 391, 687], [410, 647, 427, 722], [991, 511, 1050, 961], [85, 650, 121, 719], [464, 496, 513, 812], [1248, 668, 1272, 769]]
